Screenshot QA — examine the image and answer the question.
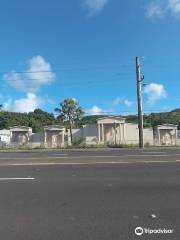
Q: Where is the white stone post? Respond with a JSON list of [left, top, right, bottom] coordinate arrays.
[[10, 131, 12, 143], [175, 129, 178, 146], [98, 124, 101, 143], [120, 124, 122, 143], [62, 130, 65, 147], [123, 124, 126, 143], [158, 129, 161, 146], [102, 124, 105, 143], [44, 131, 47, 148]]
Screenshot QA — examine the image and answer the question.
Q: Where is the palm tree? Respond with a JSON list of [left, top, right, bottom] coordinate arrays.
[[55, 99, 84, 143]]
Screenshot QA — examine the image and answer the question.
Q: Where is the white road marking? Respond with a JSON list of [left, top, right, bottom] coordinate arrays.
[[0, 160, 178, 167], [0, 157, 70, 160], [0, 153, 180, 160], [141, 152, 166, 154], [0, 178, 35, 180], [50, 154, 68, 156]]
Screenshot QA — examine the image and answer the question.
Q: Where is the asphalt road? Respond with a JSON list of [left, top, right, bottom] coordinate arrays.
[[0, 148, 179, 239], [0, 147, 180, 164]]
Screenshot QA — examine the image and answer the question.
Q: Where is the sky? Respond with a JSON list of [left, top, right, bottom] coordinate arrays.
[[0, 0, 180, 115]]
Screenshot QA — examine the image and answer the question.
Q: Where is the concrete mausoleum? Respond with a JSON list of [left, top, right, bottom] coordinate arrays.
[[73, 117, 154, 146], [10, 126, 32, 146], [97, 117, 126, 144], [153, 124, 178, 146], [44, 125, 65, 148]]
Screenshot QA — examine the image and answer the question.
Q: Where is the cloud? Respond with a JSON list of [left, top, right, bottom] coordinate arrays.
[[112, 97, 134, 107], [87, 105, 105, 115], [112, 97, 123, 106], [124, 99, 133, 107], [3, 93, 41, 113], [169, 0, 180, 14], [146, 0, 180, 19], [146, 2, 166, 18], [82, 0, 108, 14], [4, 55, 55, 92], [144, 83, 167, 105]]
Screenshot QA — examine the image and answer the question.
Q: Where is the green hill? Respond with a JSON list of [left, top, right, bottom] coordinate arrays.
[[81, 109, 180, 130], [0, 108, 179, 132], [0, 109, 60, 133]]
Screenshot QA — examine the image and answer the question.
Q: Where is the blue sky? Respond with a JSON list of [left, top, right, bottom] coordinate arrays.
[[0, 0, 180, 115]]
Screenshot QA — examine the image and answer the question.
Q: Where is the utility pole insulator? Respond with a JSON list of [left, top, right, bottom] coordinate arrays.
[[136, 57, 144, 148]]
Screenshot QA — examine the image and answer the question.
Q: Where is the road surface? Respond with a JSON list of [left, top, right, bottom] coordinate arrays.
[[0, 148, 179, 239]]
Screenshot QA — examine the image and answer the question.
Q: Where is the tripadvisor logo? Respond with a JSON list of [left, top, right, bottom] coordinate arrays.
[[135, 227, 143, 236], [135, 226, 174, 236]]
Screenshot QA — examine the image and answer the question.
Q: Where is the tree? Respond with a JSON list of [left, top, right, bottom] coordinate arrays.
[[55, 99, 84, 142], [0, 108, 58, 132]]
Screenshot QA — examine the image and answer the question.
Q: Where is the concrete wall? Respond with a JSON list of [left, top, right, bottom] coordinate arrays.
[[72, 129, 83, 142], [124, 123, 139, 145], [82, 124, 99, 144], [144, 128, 154, 145], [29, 133, 44, 148], [124, 124, 154, 145], [0, 130, 10, 145], [30, 133, 44, 142]]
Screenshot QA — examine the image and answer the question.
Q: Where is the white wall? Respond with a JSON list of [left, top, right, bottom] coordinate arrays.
[[30, 133, 44, 142], [144, 128, 154, 145], [72, 129, 83, 142], [0, 130, 10, 144], [68, 126, 99, 145], [82, 124, 99, 144], [124, 124, 154, 145], [124, 124, 139, 145]]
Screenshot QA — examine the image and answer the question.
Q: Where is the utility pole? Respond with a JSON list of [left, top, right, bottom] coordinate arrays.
[[136, 57, 144, 148]]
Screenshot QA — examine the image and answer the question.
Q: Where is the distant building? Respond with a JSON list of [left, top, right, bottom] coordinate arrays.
[[10, 126, 32, 147], [0, 129, 10, 145], [153, 124, 178, 146], [44, 125, 65, 148], [71, 116, 154, 146]]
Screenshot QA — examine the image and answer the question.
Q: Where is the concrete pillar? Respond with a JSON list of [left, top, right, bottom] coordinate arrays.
[[98, 124, 101, 143], [44, 131, 47, 143], [158, 129, 161, 146], [120, 124, 122, 143], [10, 131, 12, 143], [114, 122, 116, 145], [44, 131, 47, 148], [61, 130, 65, 147], [123, 124, 126, 143], [27, 132, 30, 142], [175, 129, 178, 146], [102, 124, 105, 143]]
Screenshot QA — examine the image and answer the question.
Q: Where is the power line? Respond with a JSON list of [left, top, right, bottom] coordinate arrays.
[[0, 63, 134, 75]]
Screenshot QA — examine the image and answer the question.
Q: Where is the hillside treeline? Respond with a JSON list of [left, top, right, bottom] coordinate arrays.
[[81, 109, 180, 130], [0, 109, 60, 133], [0, 108, 179, 133]]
